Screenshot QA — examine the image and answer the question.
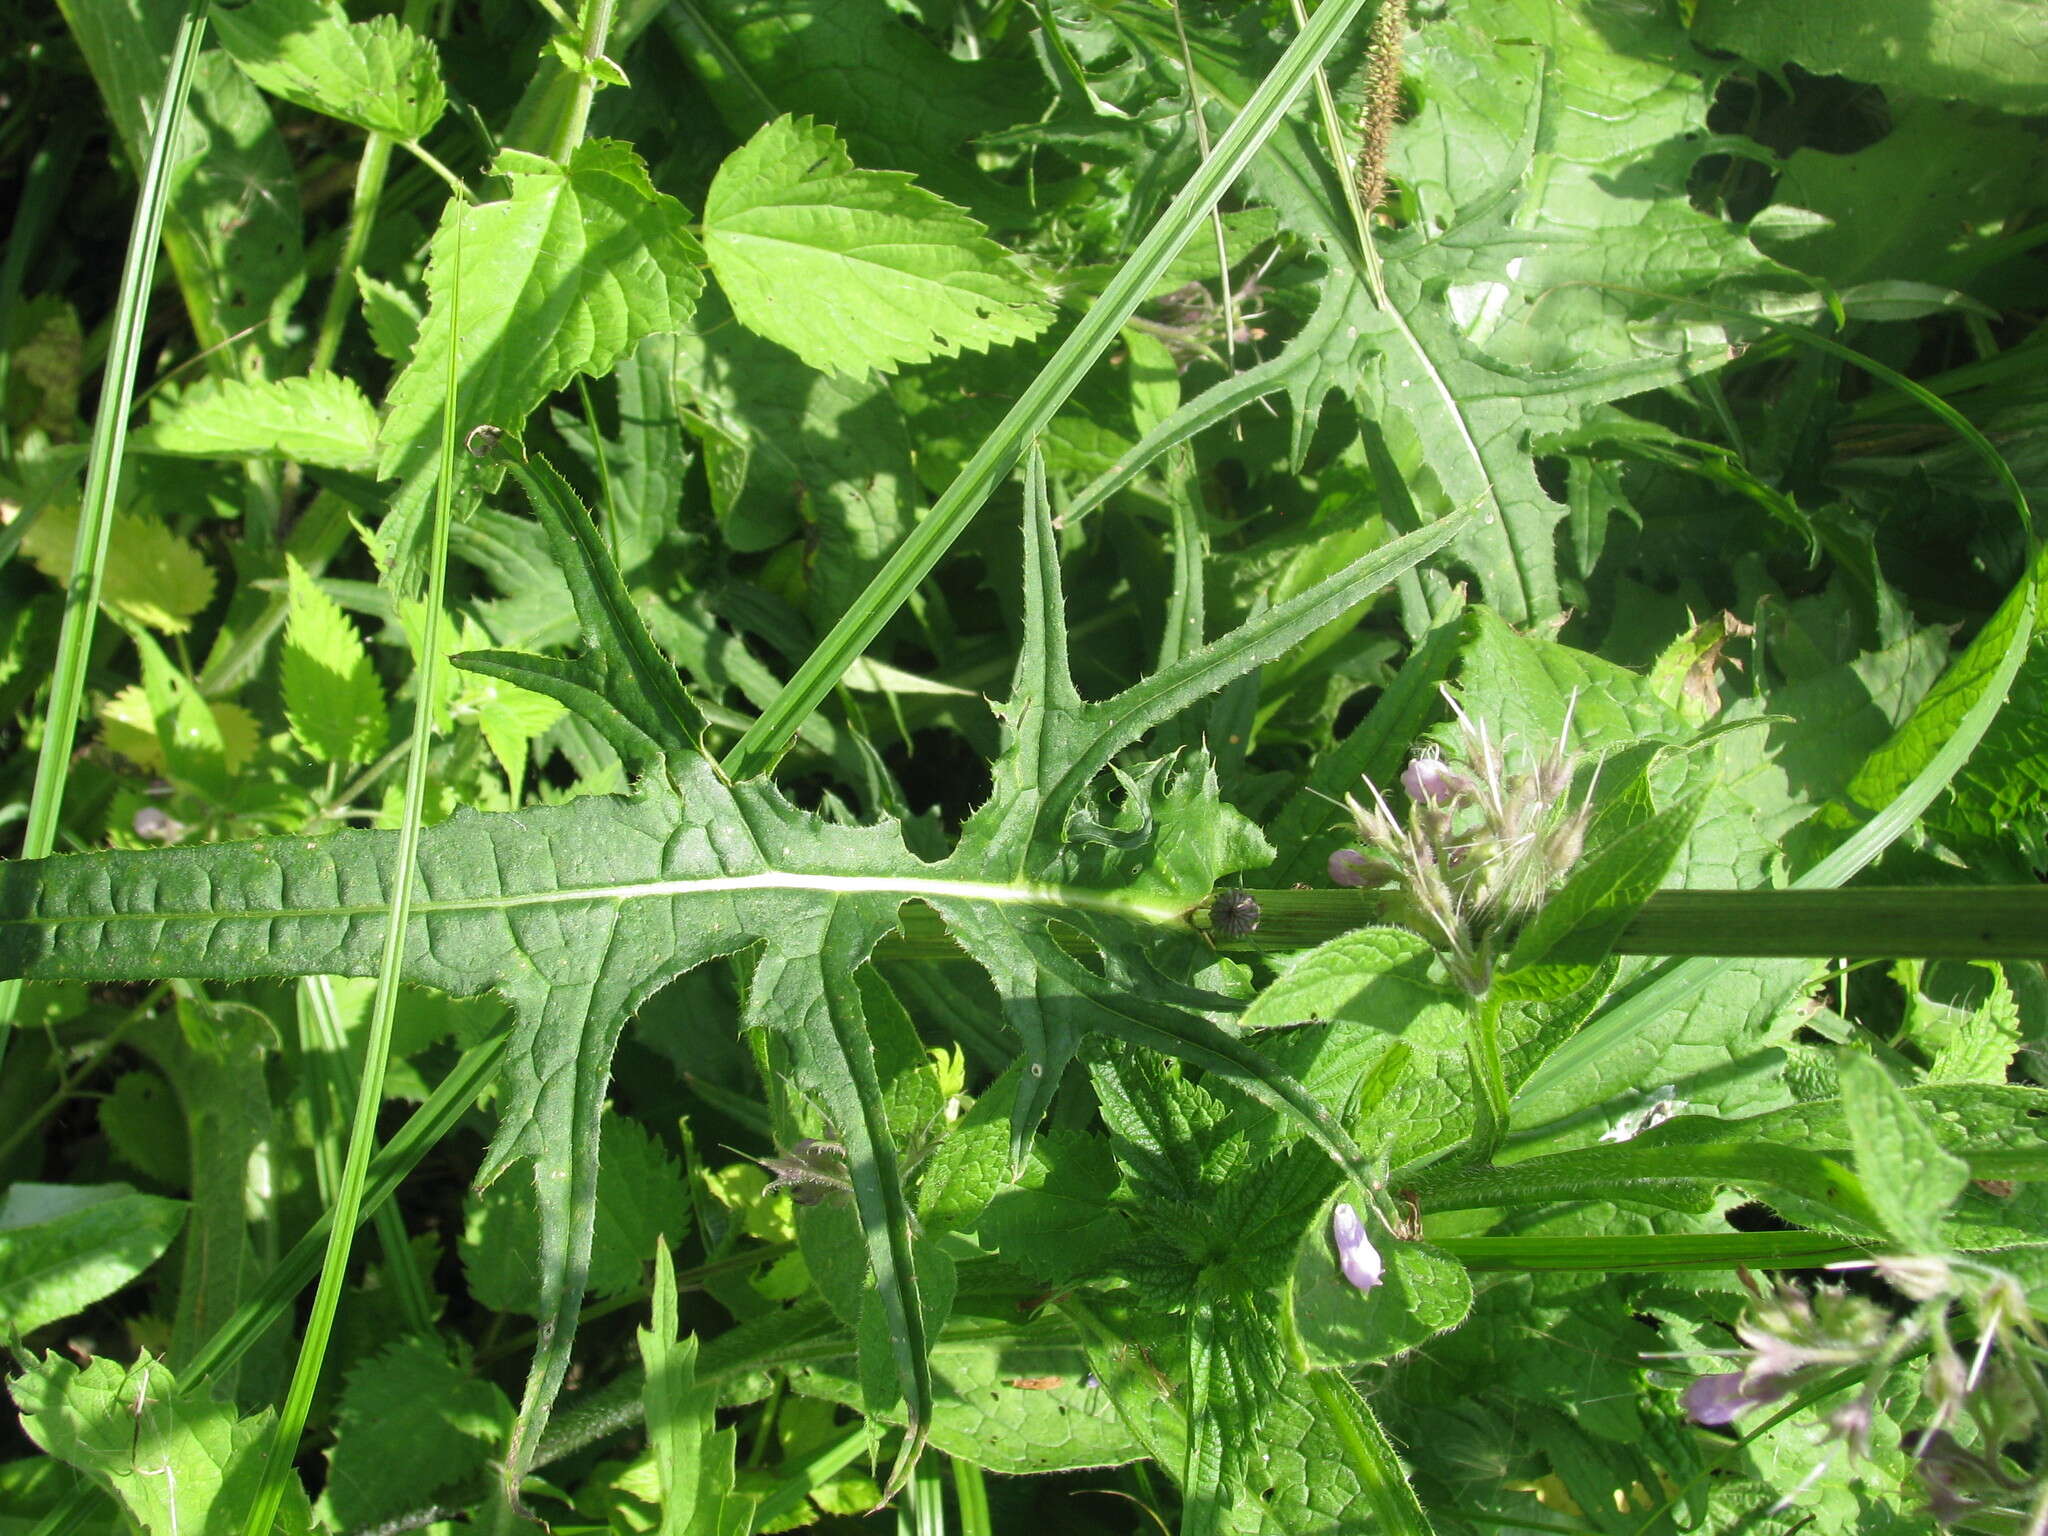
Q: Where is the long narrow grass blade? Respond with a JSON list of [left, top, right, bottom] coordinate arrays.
[[239, 194, 469, 1536], [717, 0, 1379, 781], [0, 0, 210, 1041]]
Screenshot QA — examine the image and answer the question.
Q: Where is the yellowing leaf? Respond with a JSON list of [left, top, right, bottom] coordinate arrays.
[[20, 504, 216, 634], [702, 115, 1052, 377], [99, 686, 259, 775]]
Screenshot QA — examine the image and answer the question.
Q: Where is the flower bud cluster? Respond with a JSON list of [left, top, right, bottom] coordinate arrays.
[[1681, 1281, 1894, 1428], [1327, 689, 1595, 993], [1680, 1263, 2048, 1528]]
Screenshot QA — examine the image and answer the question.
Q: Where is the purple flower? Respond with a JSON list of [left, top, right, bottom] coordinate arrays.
[[1681, 1371, 1785, 1426], [1332, 1203, 1383, 1293], [1329, 849, 1372, 886], [1401, 754, 1468, 806]]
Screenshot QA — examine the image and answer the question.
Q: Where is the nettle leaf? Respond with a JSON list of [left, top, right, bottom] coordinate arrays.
[[0, 1182, 186, 1336], [1916, 962, 2023, 1085], [281, 557, 388, 764], [13, 1353, 315, 1536], [702, 115, 1053, 377], [674, 298, 917, 620], [213, 0, 445, 140], [376, 140, 705, 572], [358, 272, 422, 366], [136, 374, 380, 471], [975, 1130, 1127, 1288], [460, 1110, 690, 1317], [22, 504, 215, 636], [670, 0, 1042, 220], [915, 1062, 1023, 1234], [1838, 1057, 1969, 1252], [320, 1336, 510, 1533], [0, 452, 1453, 1492]]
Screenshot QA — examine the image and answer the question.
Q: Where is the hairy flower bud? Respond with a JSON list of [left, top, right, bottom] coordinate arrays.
[[1401, 753, 1471, 807], [1329, 848, 1398, 888], [1682, 1371, 1783, 1426]]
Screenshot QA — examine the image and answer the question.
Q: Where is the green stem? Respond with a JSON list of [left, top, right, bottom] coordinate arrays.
[[310, 133, 394, 375], [1465, 991, 1509, 1163], [0, 0, 211, 1051], [309, 0, 446, 373], [549, 0, 618, 163], [876, 885, 2048, 963], [717, 0, 1381, 781], [400, 137, 473, 201]]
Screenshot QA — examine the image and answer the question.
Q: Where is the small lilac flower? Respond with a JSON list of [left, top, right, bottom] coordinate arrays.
[[1913, 1431, 1996, 1526], [132, 807, 186, 843], [1401, 753, 1468, 806], [1332, 1202, 1383, 1293], [1682, 1371, 1782, 1426], [1826, 1399, 1874, 1459]]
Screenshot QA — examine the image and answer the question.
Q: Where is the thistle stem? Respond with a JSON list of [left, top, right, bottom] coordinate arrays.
[[873, 886, 2048, 963]]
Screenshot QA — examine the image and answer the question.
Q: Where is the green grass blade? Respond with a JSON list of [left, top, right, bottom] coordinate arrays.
[[0, 0, 210, 1042], [1433, 1231, 1872, 1272], [239, 191, 469, 1536], [716, 0, 1380, 781], [949, 1459, 991, 1536]]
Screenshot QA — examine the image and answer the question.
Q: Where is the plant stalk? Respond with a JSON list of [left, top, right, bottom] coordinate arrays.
[[873, 886, 2048, 962]]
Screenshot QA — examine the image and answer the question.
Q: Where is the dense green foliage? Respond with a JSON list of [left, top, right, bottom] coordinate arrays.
[[2, 3, 2046, 1534]]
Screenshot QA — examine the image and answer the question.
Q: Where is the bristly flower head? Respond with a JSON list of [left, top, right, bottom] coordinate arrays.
[[1329, 688, 1597, 993]]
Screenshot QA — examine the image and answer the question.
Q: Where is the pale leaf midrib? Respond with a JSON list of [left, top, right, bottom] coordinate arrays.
[[7, 870, 1186, 932]]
